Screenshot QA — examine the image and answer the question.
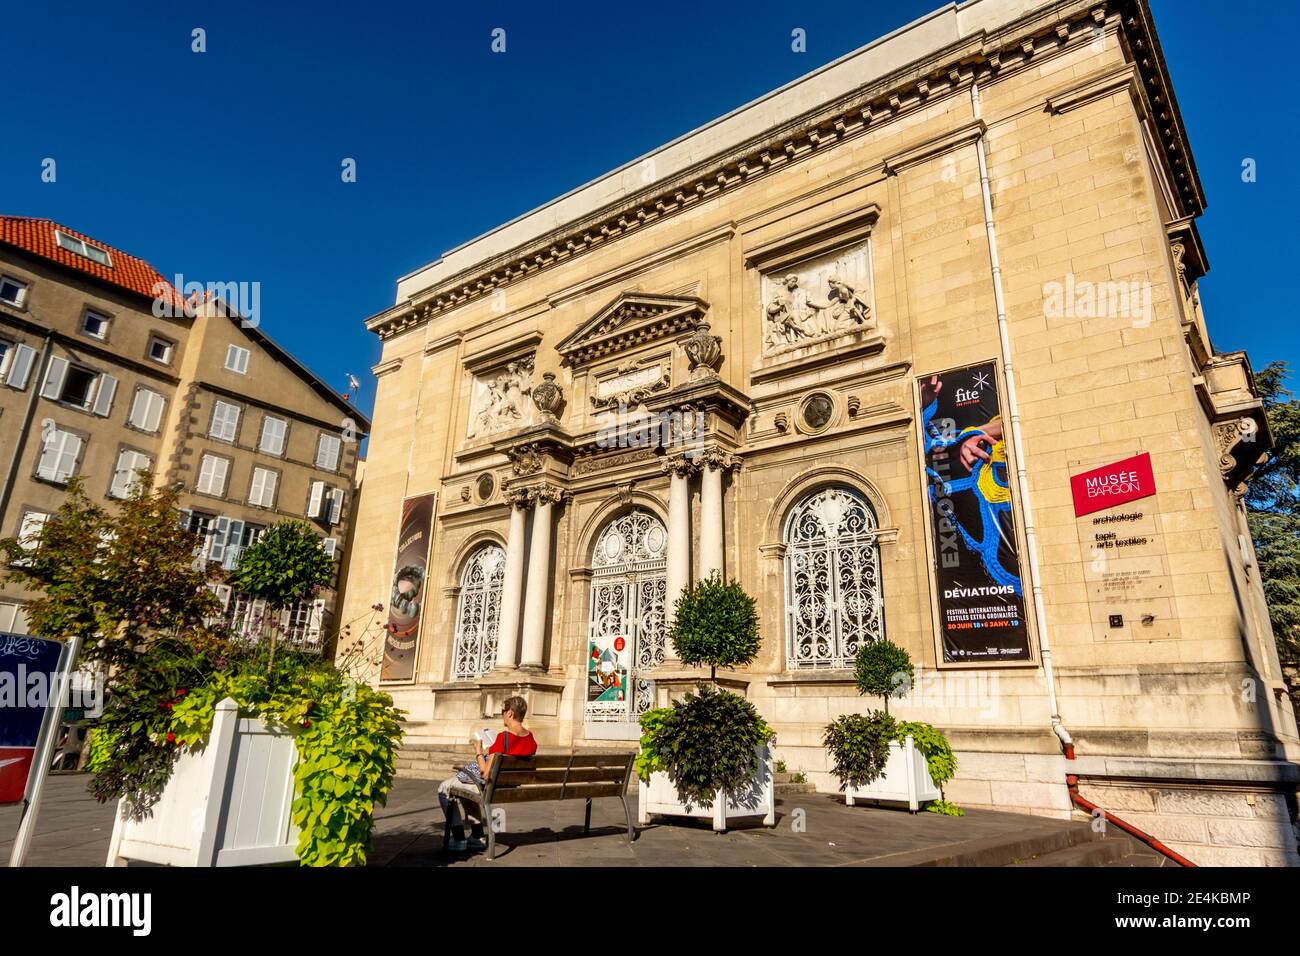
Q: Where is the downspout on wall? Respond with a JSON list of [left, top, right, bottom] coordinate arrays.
[[969, 83, 1073, 757]]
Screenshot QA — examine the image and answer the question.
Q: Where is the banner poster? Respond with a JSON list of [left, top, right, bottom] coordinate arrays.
[[586, 633, 629, 719], [918, 363, 1032, 663], [1, 633, 63, 804], [381, 494, 436, 683]]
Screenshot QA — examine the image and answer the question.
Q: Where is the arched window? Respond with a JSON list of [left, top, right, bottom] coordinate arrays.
[[784, 486, 884, 669], [451, 542, 506, 680]]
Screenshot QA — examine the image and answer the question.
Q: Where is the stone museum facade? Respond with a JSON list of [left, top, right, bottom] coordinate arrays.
[[339, 0, 1300, 864]]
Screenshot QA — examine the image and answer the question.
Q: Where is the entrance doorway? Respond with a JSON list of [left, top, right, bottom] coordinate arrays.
[[584, 508, 668, 739]]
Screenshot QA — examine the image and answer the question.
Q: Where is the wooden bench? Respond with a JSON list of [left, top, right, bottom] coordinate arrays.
[[441, 751, 637, 860]]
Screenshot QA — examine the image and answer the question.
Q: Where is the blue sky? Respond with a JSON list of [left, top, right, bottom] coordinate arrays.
[[2, 0, 1295, 423]]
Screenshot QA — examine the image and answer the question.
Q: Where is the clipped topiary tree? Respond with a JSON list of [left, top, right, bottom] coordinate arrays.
[[854, 638, 914, 714], [670, 574, 760, 687], [231, 520, 334, 666]]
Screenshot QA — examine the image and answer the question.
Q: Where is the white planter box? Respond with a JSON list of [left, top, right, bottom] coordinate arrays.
[[106, 698, 300, 867], [844, 735, 941, 812], [638, 742, 776, 832]]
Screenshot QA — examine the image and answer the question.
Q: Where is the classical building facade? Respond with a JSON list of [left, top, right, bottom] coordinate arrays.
[[0, 216, 368, 648], [341, 0, 1299, 864]]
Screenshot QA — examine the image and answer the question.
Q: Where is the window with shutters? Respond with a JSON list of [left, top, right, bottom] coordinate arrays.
[[81, 310, 110, 340], [315, 433, 341, 471], [109, 449, 152, 499], [57, 365, 96, 408], [224, 344, 250, 375], [195, 454, 230, 497], [147, 336, 175, 365], [209, 400, 241, 442], [0, 275, 28, 307], [127, 387, 166, 433], [328, 487, 345, 525], [12, 510, 51, 566], [2, 342, 37, 390], [248, 467, 278, 508], [40, 358, 116, 416], [259, 415, 287, 456], [0, 340, 11, 379], [35, 428, 83, 484]]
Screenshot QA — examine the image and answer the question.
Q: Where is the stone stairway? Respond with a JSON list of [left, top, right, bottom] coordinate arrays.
[[1005, 827, 1171, 867]]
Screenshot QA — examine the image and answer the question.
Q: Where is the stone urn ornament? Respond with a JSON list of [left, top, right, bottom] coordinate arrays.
[[531, 371, 563, 423], [682, 321, 722, 381]]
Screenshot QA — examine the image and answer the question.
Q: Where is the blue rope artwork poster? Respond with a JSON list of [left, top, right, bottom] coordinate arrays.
[[918, 362, 1032, 664]]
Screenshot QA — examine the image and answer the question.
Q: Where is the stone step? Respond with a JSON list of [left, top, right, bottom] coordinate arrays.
[[775, 782, 817, 795], [1009, 833, 1168, 867]]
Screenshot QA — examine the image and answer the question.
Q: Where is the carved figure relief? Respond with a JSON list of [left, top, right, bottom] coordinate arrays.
[[761, 242, 875, 354], [467, 356, 535, 438]]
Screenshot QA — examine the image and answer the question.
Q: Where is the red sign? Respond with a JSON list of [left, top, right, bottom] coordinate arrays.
[[0, 749, 35, 803], [613, 637, 626, 653], [1070, 452, 1157, 517]]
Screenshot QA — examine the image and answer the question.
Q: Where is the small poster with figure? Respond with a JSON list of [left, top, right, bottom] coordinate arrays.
[[586, 636, 629, 717]]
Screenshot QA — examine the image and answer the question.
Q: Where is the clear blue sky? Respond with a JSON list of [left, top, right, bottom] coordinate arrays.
[[2, 0, 1295, 422]]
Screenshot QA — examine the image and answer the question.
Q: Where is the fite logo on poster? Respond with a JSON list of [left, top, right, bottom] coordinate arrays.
[[1070, 452, 1158, 517]]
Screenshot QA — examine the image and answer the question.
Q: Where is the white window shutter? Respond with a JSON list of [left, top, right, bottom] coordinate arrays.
[[264, 470, 278, 507], [147, 391, 165, 432], [316, 434, 341, 471], [322, 537, 337, 557], [307, 480, 325, 518], [250, 469, 266, 506], [208, 516, 230, 563], [6, 344, 36, 389], [43, 431, 82, 483], [328, 487, 344, 524], [92, 374, 118, 417], [222, 519, 245, 570], [307, 599, 325, 643], [41, 356, 69, 399], [178, 507, 193, 530], [110, 451, 132, 498]]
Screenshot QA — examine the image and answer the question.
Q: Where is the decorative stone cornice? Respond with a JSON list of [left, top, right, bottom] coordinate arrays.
[[365, 0, 1203, 342], [555, 292, 708, 369]]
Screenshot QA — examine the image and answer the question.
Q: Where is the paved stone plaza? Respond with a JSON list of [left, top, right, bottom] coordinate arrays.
[[1, 773, 1165, 867]]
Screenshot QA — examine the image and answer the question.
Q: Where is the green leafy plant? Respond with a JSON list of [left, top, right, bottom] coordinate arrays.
[[926, 799, 964, 816], [670, 575, 760, 686], [822, 711, 896, 790], [790, 771, 807, 784], [774, 759, 788, 774], [231, 520, 335, 666], [168, 649, 404, 867], [854, 639, 914, 714], [636, 685, 773, 807], [894, 719, 957, 786]]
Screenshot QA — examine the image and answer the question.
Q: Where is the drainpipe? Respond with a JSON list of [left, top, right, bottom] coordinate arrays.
[[969, 83, 1073, 757], [0, 334, 54, 524]]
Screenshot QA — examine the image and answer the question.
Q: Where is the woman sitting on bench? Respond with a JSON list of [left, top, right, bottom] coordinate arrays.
[[439, 695, 538, 851]]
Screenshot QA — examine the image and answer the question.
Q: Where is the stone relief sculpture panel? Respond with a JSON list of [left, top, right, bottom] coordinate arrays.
[[467, 356, 535, 438], [761, 241, 875, 354]]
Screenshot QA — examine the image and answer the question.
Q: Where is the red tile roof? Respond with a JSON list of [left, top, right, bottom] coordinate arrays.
[[0, 215, 184, 308]]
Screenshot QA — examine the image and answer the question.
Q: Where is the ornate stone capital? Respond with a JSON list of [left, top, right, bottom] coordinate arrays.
[[526, 483, 567, 507], [504, 487, 533, 510], [659, 453, 701, 479], [700, 447, 741, 473]]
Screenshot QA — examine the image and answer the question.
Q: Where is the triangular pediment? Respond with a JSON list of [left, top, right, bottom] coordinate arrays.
[[556, 291, 707, 367]]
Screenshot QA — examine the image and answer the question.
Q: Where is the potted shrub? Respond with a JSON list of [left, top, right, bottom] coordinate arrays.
[[636, 576, 775, 830], [824, 640, 961, 814]]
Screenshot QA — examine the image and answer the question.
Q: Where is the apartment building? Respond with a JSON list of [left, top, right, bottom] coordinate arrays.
[[0, 216, 369, 649]]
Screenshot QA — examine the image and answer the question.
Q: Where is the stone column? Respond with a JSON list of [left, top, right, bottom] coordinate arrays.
[[660, 455, 696, 652], [519, 485, 562, 670], [492, 491, 530, 671], [697, 448, 737, 582]]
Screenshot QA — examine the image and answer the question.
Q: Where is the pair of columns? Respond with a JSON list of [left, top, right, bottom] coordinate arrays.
[[494, 484, 564, 672], [661, 447, 741, 616]]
